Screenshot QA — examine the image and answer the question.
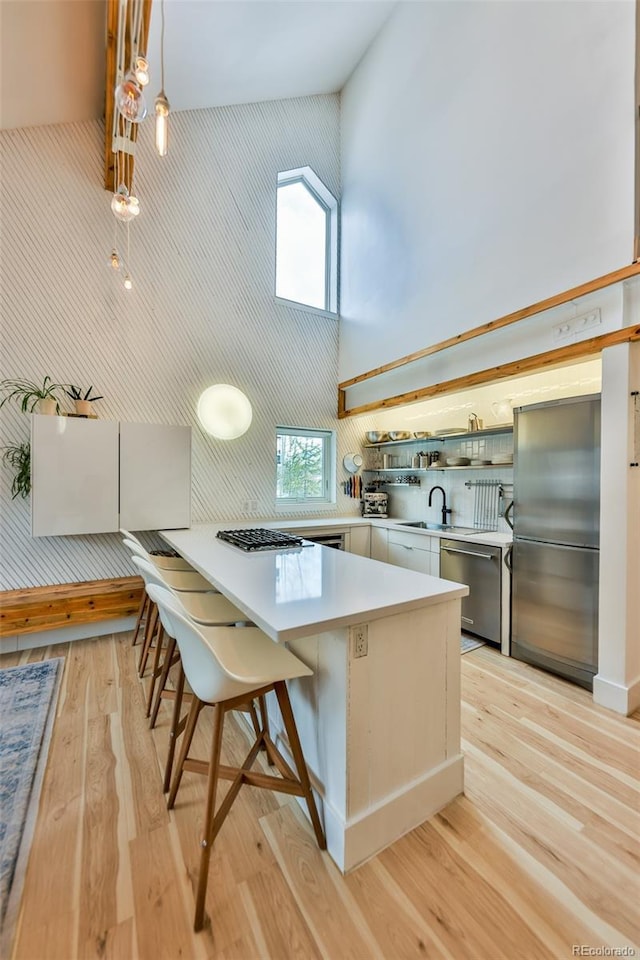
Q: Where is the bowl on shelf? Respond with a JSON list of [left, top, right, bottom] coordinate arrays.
[[365, 431, 389, 444], [388, 431, 412, 441], [413, 431, 431, 439], [446, 456, 471, 466]]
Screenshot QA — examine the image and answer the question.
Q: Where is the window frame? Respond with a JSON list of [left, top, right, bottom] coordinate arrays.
[[275, 425, 336, 507], [275, 166, 339, 315]]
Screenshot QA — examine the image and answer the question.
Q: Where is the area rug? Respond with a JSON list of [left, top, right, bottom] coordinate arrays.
[[0, 658, 63, 956], [461, 635, 485, 654]]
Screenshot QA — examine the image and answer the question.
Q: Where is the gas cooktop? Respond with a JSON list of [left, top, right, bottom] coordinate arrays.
[[216, 528, 308, 552]]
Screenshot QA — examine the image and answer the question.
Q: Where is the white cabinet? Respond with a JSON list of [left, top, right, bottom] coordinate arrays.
[[30, 415, 191, 537], [31, 415, 119, 536], [348, 525, 371, 557], [370, 525, 388, 562], [386, 528, 439, 576], [120, 422, 191, 531]]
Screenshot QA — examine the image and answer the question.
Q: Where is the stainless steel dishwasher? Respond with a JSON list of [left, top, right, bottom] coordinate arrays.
[[440, 538, 502, 644]]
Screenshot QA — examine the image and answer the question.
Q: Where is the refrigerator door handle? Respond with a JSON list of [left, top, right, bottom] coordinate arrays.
[[504, 500, 514, 530], [504, 545, 513, 572]]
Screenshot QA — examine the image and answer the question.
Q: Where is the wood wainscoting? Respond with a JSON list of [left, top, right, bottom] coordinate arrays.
[[0, 577, 143, 637]]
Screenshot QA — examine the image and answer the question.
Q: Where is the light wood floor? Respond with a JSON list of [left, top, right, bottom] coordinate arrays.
[[3, 635, 639, 960]]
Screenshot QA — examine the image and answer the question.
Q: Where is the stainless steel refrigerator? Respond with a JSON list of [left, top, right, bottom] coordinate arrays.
[[509, 394, 600, 689]]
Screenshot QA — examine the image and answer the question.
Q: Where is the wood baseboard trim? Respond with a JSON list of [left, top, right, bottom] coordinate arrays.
[[0, 576, 144, 637]]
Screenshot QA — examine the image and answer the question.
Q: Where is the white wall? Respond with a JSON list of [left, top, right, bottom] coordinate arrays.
[[339, 0, 636, 384], [0, 97, 371, 590]]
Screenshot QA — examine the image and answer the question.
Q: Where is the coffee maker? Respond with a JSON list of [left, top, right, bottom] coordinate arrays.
[[362, 491, 388, 518]]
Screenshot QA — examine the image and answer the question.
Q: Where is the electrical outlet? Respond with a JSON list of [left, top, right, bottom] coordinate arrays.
[[352, 624, 368, 658], [242, 499, 259, 513]]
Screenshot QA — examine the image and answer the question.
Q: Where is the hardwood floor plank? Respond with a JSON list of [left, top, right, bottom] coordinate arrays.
[[115, 634, 169, 835], [431, 798, 595, 958], [78, 714, 120, 955], [261, 803, 385, 960], [129, 823, 199, 960], [6, 636, 639, 960], [238, 872, 323, 960], [463, 739, 639, 944]]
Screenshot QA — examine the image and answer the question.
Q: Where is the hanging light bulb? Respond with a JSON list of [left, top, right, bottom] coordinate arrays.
[[133, 54, 150, 87], [123, 273, 133, 290], [154, 0, 170, 156], [155, 92, 170, 157], [110, 249, 120, 270], [115, 72, 147, 123], [111, 185, 140, 222]]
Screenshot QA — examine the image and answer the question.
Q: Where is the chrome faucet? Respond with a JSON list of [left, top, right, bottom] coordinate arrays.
[[428, 485, 452, 526]]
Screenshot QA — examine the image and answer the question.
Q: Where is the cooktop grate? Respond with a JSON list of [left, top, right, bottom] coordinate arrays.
[[216, 528, 307, 552]]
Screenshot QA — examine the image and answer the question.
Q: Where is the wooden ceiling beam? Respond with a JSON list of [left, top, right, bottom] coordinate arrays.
[[104, 0, 153, 193]]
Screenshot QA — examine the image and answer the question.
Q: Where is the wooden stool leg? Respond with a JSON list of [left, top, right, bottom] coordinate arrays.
[[274, 680, 326, 850], [145, 624, 166, 717], [131, 592, 149, 647], [257, 695, 274, 766], [150, 636, 177, 729], [194, 702, 226, 932], [138, 604, 158, 677], [163, 663, 185, 793], [168, 695, 203, 809]]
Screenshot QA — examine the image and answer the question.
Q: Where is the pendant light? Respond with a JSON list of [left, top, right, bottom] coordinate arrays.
[[115, 72, 148, 123], [154, 0, 170, 156]]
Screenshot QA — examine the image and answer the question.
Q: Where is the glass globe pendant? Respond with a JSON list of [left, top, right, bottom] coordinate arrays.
[[111, 185, 140, 222], [115, 72, 147, 123]]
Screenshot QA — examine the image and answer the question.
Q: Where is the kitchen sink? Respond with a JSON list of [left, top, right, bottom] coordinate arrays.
[[397, 521, 486, 535]]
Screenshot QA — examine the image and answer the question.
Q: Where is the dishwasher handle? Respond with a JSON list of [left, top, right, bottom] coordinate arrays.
[[441, 546, 495, 560]]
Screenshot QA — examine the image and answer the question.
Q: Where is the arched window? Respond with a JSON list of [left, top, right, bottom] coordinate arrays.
[[275, 166, 338, 314]]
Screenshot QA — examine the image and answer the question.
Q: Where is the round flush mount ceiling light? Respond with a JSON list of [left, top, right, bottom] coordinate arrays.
[[197, 384, 253, 440]]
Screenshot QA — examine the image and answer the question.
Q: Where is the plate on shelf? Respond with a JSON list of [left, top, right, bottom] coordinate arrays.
[[434, 427, 467, 436], [490, 455, 513, 464], [446, 456, 471, 466], [470, 459, 491, 466]]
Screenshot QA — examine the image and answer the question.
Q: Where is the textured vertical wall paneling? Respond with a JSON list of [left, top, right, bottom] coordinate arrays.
[[0, 97, 374, 589]]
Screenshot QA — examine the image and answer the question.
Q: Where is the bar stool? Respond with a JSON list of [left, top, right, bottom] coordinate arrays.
[[131, 555, 249, 723], [120, 527, 194, 571], [122, 539, 216, 677], [120, 530, 205, 648], [146, 583, 326, 932]]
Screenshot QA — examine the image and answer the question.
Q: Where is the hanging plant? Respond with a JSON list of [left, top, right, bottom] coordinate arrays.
[[2, 442, 31, 499]]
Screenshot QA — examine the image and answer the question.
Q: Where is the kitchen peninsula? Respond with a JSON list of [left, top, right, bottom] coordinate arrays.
[[161, 522, 468, 873]]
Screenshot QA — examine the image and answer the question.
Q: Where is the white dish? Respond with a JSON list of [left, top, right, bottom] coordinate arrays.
[[446, 457, 471, 466], [490, 455, 513, 464], [470, 459, 491, 466]]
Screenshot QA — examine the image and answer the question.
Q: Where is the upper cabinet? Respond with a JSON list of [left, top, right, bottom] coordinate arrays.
[[119, 421, 191, 532], [30, 416, 191, 537], [31, 416, 120, 536]]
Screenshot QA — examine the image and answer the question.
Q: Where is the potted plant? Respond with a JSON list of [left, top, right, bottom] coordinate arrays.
[[2, 442, 31, 499], [65, 385, 104, 417], [0, 376, 65, 415]]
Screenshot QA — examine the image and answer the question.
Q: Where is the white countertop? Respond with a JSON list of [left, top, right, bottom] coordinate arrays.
[[253, 515, 512, 549], [160, 522, 468, 643]]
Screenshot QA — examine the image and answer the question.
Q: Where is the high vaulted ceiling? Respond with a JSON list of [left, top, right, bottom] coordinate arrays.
[[0, 0, 396, 132]]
